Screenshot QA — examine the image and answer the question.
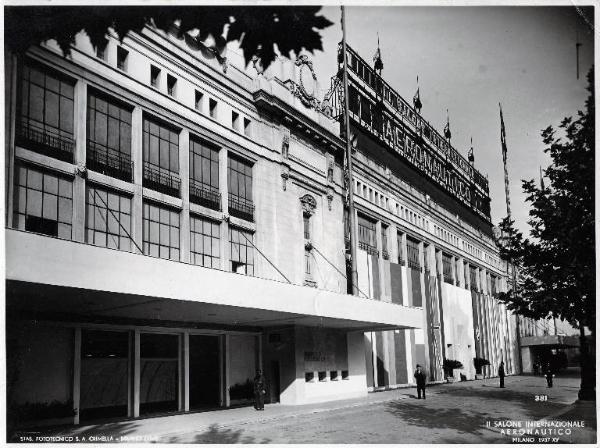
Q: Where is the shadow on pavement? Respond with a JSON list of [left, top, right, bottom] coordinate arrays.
[[9, 421, 142, 443], [434, 384, 565, 419], [163, 424, 272, 444], [384, 400, 490, 435]]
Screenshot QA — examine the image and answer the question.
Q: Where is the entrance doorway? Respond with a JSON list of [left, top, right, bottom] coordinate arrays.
[[140, 333, 179, 415], [80, 330, 129, 421], [269, 360, 280, 403], [189, 335, 220, 409]]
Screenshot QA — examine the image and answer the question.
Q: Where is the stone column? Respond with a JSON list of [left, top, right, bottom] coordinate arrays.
[[72, 80, 87, 243], [131, 107, 144, 253], [219, 148, 229, 271], [179, 129, 190, 263]]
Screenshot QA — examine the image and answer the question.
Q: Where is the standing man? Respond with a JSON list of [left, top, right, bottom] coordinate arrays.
[[544, 362, 554, 388], [498, 361, 506, 388], [253, 369, 266, 411], [414, 364, 427, 399]]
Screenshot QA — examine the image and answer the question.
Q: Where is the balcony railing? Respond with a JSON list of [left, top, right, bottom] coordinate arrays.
[[189, 180, 221, 211], [358, 241, 378, 256], [87, 142, 133, 182], [15, 122, 74, 163], [228, 194, 254, 222], [143, 163, 180, 197]]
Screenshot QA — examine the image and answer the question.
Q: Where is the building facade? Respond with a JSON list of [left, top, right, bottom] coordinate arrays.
[[331, 44, 520, 387], [5, 21, 515, 430]]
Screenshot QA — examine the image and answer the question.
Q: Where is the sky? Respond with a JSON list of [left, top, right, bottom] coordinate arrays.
[[306, 6, 594, 234]]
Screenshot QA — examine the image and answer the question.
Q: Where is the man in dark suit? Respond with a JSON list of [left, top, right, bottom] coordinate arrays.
[[414, 364, 427, 399], [253, 369, 266, 410], [498, 361, 506, 388]]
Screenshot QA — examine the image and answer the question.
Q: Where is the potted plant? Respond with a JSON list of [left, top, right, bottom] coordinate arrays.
[[473, 357, 490, 379], [443, 358, 463, 382], [228, 379, 254, 406]]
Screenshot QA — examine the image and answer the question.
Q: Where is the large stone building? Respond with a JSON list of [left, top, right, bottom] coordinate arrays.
[[5, 20, 517, 430]]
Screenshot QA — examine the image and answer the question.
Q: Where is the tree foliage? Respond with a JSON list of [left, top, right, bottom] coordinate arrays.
[[4, 6, 333, 70], [496, 68, 595, 333]]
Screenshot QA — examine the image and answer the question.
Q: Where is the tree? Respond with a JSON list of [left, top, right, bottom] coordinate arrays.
[[496, 67, 595, 400], [4, 6, 333, 71]]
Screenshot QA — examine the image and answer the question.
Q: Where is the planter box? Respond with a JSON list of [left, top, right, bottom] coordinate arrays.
[[229, 398, 254, 407], [446, 377, 456, 383], [475, 374, 484, 380]]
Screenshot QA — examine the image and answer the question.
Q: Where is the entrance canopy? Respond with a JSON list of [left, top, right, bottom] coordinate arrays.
[[7, 229, 423, 332]]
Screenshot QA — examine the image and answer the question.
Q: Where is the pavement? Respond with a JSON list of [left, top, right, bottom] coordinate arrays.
[[10, 373, 597, 444]]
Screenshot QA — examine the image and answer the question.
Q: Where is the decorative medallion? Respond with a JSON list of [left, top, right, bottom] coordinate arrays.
[[300, 194, 317, 216]]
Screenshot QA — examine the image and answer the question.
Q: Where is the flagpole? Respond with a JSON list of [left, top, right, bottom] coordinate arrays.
[[500, 102, 522, 373], [341, 5, 359, 296]]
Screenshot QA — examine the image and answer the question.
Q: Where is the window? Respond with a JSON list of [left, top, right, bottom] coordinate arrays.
[[190, 215, 220, 269], [397, 234, 404, 265], [469, 265, 479, 291], [342, 370, 349, 380], [96, 38, 108, 61], [13, 164, 72, 239], [318, 371, 327, 382], [406, 237, 420, 269], [189, 138, 220, 210], [143, 117, 180, 196], [305, 372, 315, 383], [17, 62, 75, 162], [491, 275, 497, 296], [87, 91, 132, 181], [243, 118, 252, 137], [86, 185, 132, 251], [442, 253, 453, 283], [231, 111, 240, 131], [167, 74, 177, 97], [381, 225, 389, 260], [330, 370, 339, 381], [150, 65, 161, 88], [117, 46, 128, 71], [142, 202, 180, 261], [357, 214, 377, 255], [229, 227, 254, 276], [227, 155, 254, 221], [195, 90, 203, 111], [209, 98, 218, 119], [303, 214, 310, 239]]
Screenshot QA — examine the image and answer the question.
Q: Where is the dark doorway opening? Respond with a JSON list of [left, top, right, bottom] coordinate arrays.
[[140, 333, 179, 415], [189, 335, 220, 409], [269, 360, 280, 404], [80, 330, 129, 421]]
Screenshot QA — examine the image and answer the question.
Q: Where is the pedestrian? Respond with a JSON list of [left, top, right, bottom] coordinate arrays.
[[498, 361, 505, 388], [533, 361, 539, 376], [253, 369, 266, 410], [414, 364, 426, 399], [544, 363, 553, 388]]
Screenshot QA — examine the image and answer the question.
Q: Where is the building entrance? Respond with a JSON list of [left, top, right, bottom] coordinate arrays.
[[140, 333, 179, 415], [80, 330, 129, 421], [189, 335, 221, 409]]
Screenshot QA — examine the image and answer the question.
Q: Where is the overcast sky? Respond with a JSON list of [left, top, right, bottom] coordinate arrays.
[[308, 6, 594, 234]]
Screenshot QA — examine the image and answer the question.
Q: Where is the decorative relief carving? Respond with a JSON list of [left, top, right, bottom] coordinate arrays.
[[300, 194, 317, 216]]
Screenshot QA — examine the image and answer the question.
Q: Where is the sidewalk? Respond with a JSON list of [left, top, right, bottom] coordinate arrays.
[[11, 375, 594, 443]]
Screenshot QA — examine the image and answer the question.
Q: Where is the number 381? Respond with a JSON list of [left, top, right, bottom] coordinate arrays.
[[535, 395, 548, 401]]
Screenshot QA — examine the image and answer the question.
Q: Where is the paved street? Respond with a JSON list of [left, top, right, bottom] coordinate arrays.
[[13, 373, 596, 444]]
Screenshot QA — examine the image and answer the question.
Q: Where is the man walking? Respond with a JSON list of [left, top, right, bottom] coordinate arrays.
[[414, 364, 426, 399], [498, 361, 505, 388], [544, 362, 554, 388], [253, 369, 266, 410]]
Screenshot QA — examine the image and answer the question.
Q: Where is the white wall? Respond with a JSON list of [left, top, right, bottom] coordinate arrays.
[[441, 283, 476, 379]]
